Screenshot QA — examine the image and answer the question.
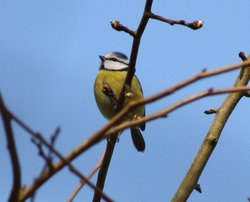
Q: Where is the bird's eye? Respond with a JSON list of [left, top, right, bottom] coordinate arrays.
[[110, 57, 118, 62]]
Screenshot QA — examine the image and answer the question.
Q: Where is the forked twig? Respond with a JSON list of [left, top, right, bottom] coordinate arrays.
[[93, 0, 154, 201], [1, 107, 113, 202]]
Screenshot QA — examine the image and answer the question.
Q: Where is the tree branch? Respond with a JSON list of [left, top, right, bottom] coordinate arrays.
[[148, 12, 203, 30], [111, 21, 136, 37], [93, 0, 154, 201], [0, 94, 21, 202], [172, 56, 250, 202]]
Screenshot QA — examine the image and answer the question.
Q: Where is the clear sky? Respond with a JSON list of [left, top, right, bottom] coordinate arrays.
[[1, 1, 250, 201]]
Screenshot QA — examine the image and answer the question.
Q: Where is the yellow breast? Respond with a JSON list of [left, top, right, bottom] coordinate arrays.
[[94, 70, 145, 120]]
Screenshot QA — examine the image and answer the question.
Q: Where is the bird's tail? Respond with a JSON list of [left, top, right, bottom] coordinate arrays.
[[130, 128, 145, 152]]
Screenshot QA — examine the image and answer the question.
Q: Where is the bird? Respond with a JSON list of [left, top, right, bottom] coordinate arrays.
[[94, 51, 146, 152]]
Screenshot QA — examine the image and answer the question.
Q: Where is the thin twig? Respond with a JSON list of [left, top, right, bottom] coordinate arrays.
[[0, 94, 21, 202], [67, 152, 105, 202], [31, 128, 59, 176], [47, 127, 60, 164], [31, 138, 53, 175], [111, 21, 136, 37], [148, 12, 203, 30]]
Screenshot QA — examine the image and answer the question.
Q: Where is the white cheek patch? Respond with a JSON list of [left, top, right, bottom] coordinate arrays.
[[104, 60, 128, 70]]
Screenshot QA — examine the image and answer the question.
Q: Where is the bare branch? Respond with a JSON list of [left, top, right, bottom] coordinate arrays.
[[31, 138, 53, 175], [31, 128, 60, 176], [148, 12, 203, 30], [0, 94, 21, 202], [111, 21, 136, 37], [172, 56, 250, 202], [93, 0, 154, 201], [2, 110, 113, 202]]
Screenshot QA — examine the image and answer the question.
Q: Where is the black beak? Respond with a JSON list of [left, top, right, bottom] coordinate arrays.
[[99, 55, 105, 61]]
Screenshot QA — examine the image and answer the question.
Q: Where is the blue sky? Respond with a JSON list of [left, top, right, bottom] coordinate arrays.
[[1, 0, 250, 201]]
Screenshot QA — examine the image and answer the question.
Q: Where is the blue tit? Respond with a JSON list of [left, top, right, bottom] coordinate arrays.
[[94, 51, 146, 152]]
